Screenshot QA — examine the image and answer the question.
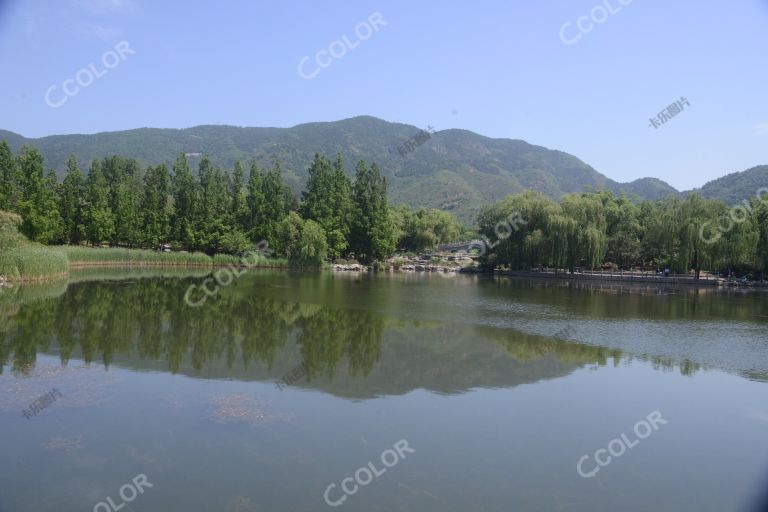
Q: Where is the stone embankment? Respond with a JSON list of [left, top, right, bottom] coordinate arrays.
[[330, 253, 477, 273]]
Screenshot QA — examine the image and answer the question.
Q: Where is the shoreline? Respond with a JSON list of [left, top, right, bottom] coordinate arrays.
[[1, 260, 321, 285], [498, 270, 721, 286], [3, 258, 766, 290]]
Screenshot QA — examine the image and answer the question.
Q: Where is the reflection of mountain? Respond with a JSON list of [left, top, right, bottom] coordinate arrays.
[[3, 273, 764, 394], [0, 276, 631, 397]]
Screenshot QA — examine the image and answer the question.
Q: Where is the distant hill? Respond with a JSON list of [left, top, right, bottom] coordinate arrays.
[[2, 116, 756, 221], [694, 165, 768, 205]]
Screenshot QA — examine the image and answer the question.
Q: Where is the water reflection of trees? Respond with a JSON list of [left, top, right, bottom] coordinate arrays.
[[1, 277, 760, 384], [479, 327, 706, 377], [0, 278, 383, 378], [491, 278, 768, 322]]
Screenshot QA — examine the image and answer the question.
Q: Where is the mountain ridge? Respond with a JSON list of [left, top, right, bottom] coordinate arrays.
[[1, 116, 762, 221]]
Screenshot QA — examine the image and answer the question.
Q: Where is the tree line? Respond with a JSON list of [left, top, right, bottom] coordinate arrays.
[[9, 138, 760, 278], [478, 190, 768, 279], [0, 142, 463, 264]]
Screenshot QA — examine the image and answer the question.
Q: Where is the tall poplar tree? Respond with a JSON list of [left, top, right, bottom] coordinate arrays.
[[113, 159, 144, 246], [197, 157, 230, 252], [301, 153, 352, 259], [350, 160, 394, 263], [84, 159, 115, 245], [0, 140, 20, 211], [141, 164, 173, 247], [259, 162, 292, 248], [171, 153, 200, 249], [59, 155, 86, 244], [230, 160, 249, 229], [246, 160, 265, 238], [16, 147, 61, 243]]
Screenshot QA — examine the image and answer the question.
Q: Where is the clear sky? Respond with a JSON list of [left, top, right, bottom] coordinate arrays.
[[0, 0, 766, 190]]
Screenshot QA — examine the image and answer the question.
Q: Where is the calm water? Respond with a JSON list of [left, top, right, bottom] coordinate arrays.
[[1, 270, 767, 512]]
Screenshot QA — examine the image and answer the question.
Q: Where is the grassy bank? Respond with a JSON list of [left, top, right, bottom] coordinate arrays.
[[66, 247, 295, 269], [212, 253, 291, 268], [65, 246, 213, 267], [0, 245, 318, 283], [0, 245, 69, 282]]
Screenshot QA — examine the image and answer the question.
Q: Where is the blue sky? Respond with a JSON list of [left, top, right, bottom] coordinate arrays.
[[0, 0, 766, 190]]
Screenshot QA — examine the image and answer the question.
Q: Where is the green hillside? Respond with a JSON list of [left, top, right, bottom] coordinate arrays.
[[695, 165, 768, 205], [1, 116, 685, 221]]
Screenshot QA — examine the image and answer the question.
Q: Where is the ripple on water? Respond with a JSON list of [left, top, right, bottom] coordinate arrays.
[[0, 361, 118, 413], [207, 394, 295, 427]]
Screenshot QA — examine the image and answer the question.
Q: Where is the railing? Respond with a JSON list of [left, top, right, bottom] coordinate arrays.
[[504, 268, 720, 285]]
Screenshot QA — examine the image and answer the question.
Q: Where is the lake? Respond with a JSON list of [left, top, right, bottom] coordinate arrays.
[[1, 270, 767, 512]]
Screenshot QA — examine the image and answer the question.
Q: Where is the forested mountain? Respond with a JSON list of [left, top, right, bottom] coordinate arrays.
[[695, 165, 768, 205], [0, 116, 681, 221], [2, 116, 763, 222]]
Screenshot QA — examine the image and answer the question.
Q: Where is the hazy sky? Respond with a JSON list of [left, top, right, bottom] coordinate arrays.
[[0, 0, 766, 190]]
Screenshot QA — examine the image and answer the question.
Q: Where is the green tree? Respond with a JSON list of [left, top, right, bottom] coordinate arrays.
[[600, 191, 641, 268], [477, 191, 558, 270], [393, 205, 461, 252], [752, 199, 768, 279], [171, 153, 200, 250], [17, 147, 61, 243], [59, 155, 86, 244], [0, 140, 20, 212], [559, 193, 608, 272], [101, 155, 124, 190], [141, 164, 174, 247], [278, 212, 328, 266], [197, 157, 231, 253], [246, 160, 265, 238], [350, 161, 394, 263], [113, 159, 144, 247], [301, 153, 353, 259], [676, 194, 723, 278], [230, 160, 249, 229], [258, 162, 292, 248], [84, 159, 115, 245]]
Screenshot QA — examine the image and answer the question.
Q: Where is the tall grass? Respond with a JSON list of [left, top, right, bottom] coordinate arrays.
[[0, 244, 317, 283], [0, 245, 69, 281], [212, 253, 291, 268], [64, 246, 213, 266]]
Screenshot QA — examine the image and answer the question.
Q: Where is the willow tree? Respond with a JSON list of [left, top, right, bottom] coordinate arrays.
[[753, 198, 768, 279], [601, 191, 642, 268], [640, 198, 679, 270], [477, 191, 558, 269], [278, 212, 328, 266], [392, 206, 462, 253], [677, 194, 723, 278], [559, 193, 608, 271]]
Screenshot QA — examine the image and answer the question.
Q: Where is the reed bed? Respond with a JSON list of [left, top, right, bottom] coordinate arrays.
[[0, 245, 69, 282], [64, 247, 213, 267]]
